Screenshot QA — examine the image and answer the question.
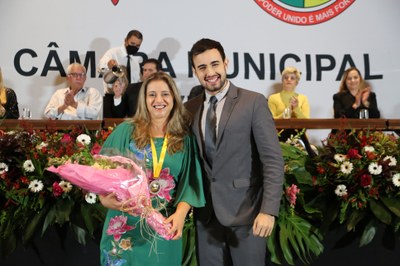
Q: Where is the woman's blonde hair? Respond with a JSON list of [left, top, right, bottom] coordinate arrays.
[[132, 72, 191, 153], [281, 66, 301, 83]]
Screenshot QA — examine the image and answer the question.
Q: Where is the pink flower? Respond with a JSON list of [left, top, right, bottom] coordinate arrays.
[[52, 182, 63, 197], [286, 184, 300, 207], [61, 133, 73, 144], [147, 168, 175, 201], [90, 142, 102, 155], [107, 215, 135, 242]]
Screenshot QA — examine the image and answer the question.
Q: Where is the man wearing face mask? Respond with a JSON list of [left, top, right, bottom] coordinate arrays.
[[97, 30, 143, 94]]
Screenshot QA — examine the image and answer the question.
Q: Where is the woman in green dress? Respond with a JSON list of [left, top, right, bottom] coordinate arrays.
[[99, 72, 205, 266]]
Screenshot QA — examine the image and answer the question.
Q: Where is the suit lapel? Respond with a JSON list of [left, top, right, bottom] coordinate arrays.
[[217, 83, 238, 147], [190, 96, 205, 157]]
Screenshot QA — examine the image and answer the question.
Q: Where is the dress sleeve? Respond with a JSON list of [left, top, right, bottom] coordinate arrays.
[[267, 94, 283, 119], [100, 121, 134, 155], [333, 92, 359, 118], [173, 134, 205, 208], [292, 94, 310, 118]]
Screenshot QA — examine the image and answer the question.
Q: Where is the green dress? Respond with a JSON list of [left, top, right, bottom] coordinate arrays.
[[99, 121, 205, 266]]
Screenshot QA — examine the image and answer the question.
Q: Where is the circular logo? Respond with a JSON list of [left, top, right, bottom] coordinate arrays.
[[254, 0, 355, 25]]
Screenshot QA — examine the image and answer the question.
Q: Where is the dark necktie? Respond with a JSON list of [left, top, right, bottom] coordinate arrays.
[[126, 55, 131, 83], [205, 96, 218, 166]]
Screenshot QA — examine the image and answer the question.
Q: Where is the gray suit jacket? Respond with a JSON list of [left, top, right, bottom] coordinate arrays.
[[185, 83, 284, 227]]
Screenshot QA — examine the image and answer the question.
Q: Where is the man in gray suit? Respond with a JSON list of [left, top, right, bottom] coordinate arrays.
[[185, 38, 284, 265]]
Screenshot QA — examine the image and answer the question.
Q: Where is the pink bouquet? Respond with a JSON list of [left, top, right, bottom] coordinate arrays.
[[47, 154, 174, 240]]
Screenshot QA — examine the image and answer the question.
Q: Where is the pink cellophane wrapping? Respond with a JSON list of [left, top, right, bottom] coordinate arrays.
[[46, 154, 173, 240]]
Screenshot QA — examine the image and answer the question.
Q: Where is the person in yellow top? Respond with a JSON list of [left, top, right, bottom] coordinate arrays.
[[268, 66, 310, 119], [268, 66, 315, 156]]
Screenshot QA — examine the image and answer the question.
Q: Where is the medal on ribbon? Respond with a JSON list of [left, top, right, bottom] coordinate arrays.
[[149, 136, 168, 195]]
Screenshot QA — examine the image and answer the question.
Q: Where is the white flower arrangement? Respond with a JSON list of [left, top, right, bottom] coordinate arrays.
[[23, 160, 35, 172], [0, 162, 8, 174], [77, 134, 91, 145], [85, 192, 97, 204], [340, 161, 353, 174], [368, 162, 383, 175], [28, 179, 44, 193], [335, 184, 348, 197]]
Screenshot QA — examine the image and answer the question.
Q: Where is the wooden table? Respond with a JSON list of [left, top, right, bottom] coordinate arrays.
[[1, 118, 399, 131], [0, 119, 103, 130], [273, 118, 388, 130]]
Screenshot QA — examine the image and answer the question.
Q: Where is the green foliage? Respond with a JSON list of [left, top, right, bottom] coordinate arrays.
[[307, 129, 400, 247], [2, 127, 400, 265], [270, 210, 324, 265], [268, 142, 324, 265], [0, 126, 111, 258], [182, 212, 197, 266]]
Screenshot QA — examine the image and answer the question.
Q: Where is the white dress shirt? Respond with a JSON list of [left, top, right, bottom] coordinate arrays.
[[97, 45, 141, 93], [201, 81, 230, 139], [44, 87, 102, 120]]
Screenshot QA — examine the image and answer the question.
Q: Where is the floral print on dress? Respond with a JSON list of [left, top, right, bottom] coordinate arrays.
[[129, 142, 152, 167], [107, 215, 135, 241], [147, 168, 175, 201], [103, 139, 177, 265], [104, 215, 135, 266], [129, 141, 176, 202]]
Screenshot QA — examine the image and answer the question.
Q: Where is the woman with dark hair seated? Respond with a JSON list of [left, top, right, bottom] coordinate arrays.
[[333, 66, 380, 119], [0, 68, 19, 119]]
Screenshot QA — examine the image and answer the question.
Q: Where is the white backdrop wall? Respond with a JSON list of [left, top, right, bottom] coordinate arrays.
[[1, 0, 399, 143]]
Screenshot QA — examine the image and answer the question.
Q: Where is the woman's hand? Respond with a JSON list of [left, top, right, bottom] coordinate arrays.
[[99, 192, 124, 210], [289, 96, 299, 109], [164, 202, 191, 240], [361, 87, 371, 106], [353, 89, 363, 108]]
